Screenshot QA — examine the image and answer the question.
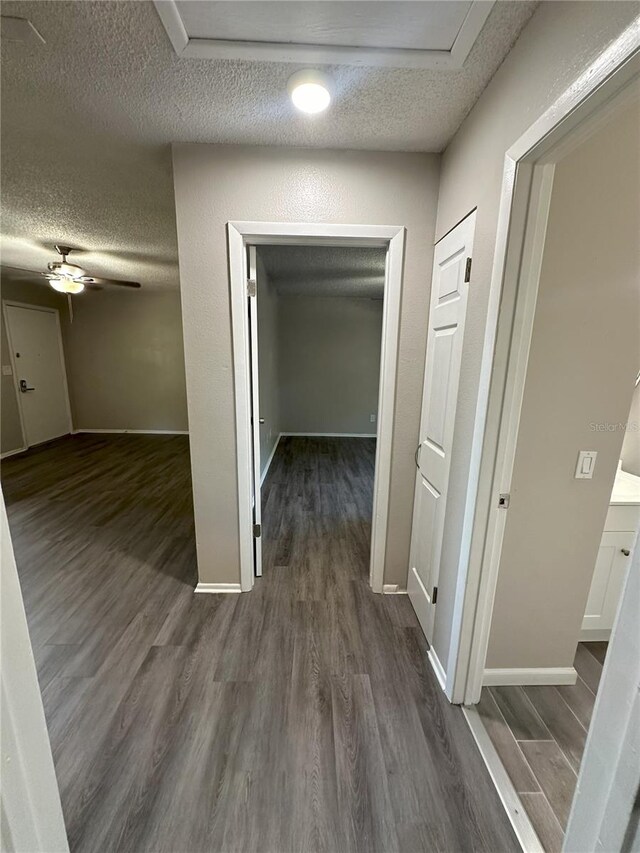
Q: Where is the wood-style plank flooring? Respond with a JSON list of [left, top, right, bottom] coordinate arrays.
[[3, 433, 517, 852], [477, 642, 607, 852]]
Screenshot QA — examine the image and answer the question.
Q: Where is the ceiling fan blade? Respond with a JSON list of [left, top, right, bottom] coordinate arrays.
[[80, 276, 141, 289], [0, 264, 44, 276]]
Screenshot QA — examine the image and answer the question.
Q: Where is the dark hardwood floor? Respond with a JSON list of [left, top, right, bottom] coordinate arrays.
[[3, 433, 517, 852]]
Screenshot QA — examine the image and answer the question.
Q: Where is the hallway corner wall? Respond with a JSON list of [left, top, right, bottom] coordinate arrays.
[[429, 0, 640, 672], [172, 145, 440, 587]]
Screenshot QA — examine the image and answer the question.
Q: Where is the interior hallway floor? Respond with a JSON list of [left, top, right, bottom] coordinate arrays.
[[3, 433, 517, 852], [477, 642, 607, 852]]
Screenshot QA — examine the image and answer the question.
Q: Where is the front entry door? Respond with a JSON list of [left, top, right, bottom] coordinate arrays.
[[4, 303, 70, 448], [408, 211, 476, 645]]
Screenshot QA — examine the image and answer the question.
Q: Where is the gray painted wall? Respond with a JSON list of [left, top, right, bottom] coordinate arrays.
[[486, 101, 640, 670], [64, 290, 188, 432], [279, 296, 382, 436], [1, 280, 188, 455], [429, 0, 640, 670], [172, 145, 439, 587]]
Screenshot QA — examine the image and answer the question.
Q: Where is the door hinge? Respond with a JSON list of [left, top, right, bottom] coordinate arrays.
[[247, 279, 257, 297], [464, 257, 472, 283], [253, 523, 261, 538], [498, 493, 510, 509], [432, 586, 438, 604]]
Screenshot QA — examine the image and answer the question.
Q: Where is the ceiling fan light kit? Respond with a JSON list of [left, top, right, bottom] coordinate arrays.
[[49, 277, 85, 294]]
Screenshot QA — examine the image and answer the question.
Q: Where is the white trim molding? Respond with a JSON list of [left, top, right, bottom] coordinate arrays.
[[195, 582, 242, 594], [280, 432, 376, 439], [153, 0, 494, 70], [382, 584, 407, 594], [260, 433, 281, 486], [227, 221, 406, 595], [1, 446, 27, 460], [445, 23, 640, 706], [428, 647, 448, 693], [483, 667, 577, 687], [463, 706, 544, 853], [72, 429, 189, 435]]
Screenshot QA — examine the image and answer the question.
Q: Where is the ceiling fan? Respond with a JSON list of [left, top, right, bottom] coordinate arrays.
[[5, 245, 141, 294]]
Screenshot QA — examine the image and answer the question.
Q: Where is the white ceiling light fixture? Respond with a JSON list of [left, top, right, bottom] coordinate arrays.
[[48, 277, 85, 294], [288, 69, 332, 114]]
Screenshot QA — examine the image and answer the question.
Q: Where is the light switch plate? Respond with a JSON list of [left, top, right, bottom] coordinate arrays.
[[575, 450, 597, 479]]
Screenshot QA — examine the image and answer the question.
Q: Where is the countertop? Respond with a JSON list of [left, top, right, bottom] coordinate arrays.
[[611, 468, 640, 505]]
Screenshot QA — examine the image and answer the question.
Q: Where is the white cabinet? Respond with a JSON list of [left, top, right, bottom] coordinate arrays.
[[581, 474, 640, 640]]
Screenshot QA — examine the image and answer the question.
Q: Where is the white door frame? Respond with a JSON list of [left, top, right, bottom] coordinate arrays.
[[446, 24, 640, 704], [227, 221, 406, 593], [2, 300, 73, 451]]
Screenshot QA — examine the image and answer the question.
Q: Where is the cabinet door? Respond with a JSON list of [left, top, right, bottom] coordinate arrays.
[[582, 531, 636, 635]]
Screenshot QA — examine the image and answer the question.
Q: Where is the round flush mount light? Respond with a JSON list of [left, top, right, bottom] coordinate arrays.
[[288, 69, 332, 114]]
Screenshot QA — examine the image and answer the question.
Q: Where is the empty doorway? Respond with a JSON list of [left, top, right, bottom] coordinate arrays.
[[3, 301, 71, 448], [253, 243, 385, 588], [227, 221, 405, 592]]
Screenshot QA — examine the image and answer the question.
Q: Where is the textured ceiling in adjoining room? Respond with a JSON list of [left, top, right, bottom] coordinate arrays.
[[258, 245, 387, 298], [0, 1, 538, 290]]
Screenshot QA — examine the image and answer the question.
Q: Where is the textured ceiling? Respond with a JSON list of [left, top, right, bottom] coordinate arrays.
[[258, 245, 386, 298], [0, 1, 538, 290]]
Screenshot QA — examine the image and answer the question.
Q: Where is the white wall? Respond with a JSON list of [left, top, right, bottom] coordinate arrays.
[[256, 255, 281, 477], [279, 296, 382, 436], [486, 101, 640, 670], [172, 145, 439, 587], [429, 0, 640, 670]]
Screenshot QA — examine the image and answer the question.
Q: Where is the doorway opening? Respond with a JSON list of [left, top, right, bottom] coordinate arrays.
[[226, 222, 405, 593]]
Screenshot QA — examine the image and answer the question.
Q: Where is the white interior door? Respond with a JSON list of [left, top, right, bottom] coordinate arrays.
[[247, 246, 263, 577], [4, 303, 70, 448], [408, 211, 476, 644]]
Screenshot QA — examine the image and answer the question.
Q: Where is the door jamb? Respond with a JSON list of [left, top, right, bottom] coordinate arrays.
[[227, 221, 406, 593], [2, 300, 73, 450], [447, 25, 640, 705]]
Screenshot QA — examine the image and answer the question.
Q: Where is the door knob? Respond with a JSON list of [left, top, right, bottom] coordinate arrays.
[[621, 548, 631, 557], [259, 418, 265, 424], [19, 379, 35, 393]]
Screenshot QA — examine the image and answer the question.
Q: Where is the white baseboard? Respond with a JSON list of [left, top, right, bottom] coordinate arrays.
[[382, 584, 407, 594], [483, 666, 577, 687], [73, 429, 189, 435], [195, 582, 242, 594], [428, 647, 448, 692], [280, 432, 376, 438], [260, 434, 281, 486], [463, 705, 544, 853], [1, 446, 27, 460], [579, 628, 611, 642]]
